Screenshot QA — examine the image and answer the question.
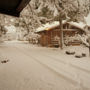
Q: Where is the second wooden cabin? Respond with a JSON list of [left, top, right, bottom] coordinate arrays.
[[36, 21, 86, 47]]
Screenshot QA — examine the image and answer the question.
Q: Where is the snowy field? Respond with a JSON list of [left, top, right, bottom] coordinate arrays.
[[0, 41, 90, 90]]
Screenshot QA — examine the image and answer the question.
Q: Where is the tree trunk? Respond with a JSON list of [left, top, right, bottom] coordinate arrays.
[[21, 15, 30, 34], [59, 19, 64, 49]]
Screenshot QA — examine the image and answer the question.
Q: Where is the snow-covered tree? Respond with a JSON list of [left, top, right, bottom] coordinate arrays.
[[29, 0, 90, 48], [0, 15, 7, 40], [30, 0, 90, 22], [4, 0, 89, 45]]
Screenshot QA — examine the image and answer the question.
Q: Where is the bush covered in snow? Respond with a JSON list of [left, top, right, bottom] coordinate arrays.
[[64, 34, 81, 45]]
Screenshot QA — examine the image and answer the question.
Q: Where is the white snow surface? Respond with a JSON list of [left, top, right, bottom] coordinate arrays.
[[68, 22, 85, 29], [0, 41, 90, 90], [5, 25, 16, 33]]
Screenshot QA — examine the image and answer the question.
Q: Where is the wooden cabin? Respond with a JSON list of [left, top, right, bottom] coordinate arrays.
[[36, 22, 85, 47]]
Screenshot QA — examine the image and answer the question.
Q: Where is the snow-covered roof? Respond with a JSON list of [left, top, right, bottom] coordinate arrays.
[[36, 21, 85, 33], [36, 21, 59, 33], [67, 22, 85, 30]]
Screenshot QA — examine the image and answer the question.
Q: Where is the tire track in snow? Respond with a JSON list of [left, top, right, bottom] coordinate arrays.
[[39, 51, 90, 73], [14, 46, 81, 85], [14, 45, 90, 90], [0, 44, 76, 90]]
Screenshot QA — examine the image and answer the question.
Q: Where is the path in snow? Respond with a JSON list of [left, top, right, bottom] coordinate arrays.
[[0, 41, 90, 90]]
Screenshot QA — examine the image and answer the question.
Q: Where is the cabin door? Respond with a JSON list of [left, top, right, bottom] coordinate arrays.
[[51, 30, 60, 47]]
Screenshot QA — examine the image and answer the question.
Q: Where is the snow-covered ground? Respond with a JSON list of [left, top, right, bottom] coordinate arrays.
[[0, 41, 90, 90]]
